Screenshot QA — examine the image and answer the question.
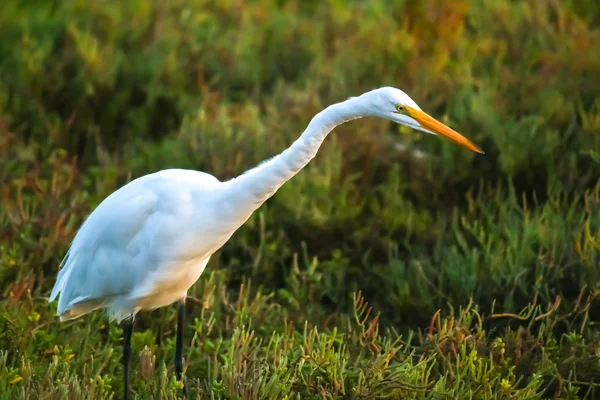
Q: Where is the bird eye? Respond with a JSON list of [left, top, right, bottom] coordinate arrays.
[[396, 105, 404, 112]]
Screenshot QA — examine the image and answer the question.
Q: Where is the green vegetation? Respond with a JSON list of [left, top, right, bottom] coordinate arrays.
[[1, 0, 600, 398]]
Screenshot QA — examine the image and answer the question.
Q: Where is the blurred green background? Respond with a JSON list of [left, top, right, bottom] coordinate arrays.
[[1, 0, 600, 398]]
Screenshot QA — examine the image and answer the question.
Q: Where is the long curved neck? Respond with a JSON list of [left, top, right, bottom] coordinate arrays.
[[221, 97, 366, 222]]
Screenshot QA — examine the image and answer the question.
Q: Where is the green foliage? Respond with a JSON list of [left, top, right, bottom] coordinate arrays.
[[1, 0, 600, 398]]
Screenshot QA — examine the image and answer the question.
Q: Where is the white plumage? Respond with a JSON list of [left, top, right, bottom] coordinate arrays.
[[50, 170, 228, 322], [49, 87, 482, 398]]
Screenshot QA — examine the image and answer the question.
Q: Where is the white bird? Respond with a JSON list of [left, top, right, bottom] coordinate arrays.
[[49, 87, 483, 399]]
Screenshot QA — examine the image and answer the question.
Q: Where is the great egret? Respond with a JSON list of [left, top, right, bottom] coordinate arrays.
[[49, 87, 483, 399]]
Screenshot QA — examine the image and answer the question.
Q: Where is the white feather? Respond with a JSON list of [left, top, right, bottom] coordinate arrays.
[[49, 87, 480, 323]]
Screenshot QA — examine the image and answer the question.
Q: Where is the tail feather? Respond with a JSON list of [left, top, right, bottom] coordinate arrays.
[[59, 298, 104, 321], [49, 250, 72, 302]]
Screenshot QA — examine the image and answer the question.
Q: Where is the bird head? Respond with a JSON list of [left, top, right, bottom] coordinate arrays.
[[358, 87, 484, 154]]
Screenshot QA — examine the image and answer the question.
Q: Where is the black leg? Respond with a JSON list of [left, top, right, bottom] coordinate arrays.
[[175, 299, 187, 396], [123, 315, 134, 400]]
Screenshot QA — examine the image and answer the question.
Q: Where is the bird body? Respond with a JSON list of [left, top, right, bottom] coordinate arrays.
[[51, 169, 227, 322], [49, 87, 483, 398]]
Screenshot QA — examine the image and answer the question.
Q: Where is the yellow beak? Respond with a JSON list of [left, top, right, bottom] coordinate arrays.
[[405, 107, 484, 154]]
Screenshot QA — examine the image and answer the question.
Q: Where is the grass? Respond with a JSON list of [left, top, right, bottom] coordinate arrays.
[[1, 0, 600, 398]]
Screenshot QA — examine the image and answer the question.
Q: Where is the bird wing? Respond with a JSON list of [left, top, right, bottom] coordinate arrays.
[[50, 176, 165, 318], [50, 170, 227, 321]]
